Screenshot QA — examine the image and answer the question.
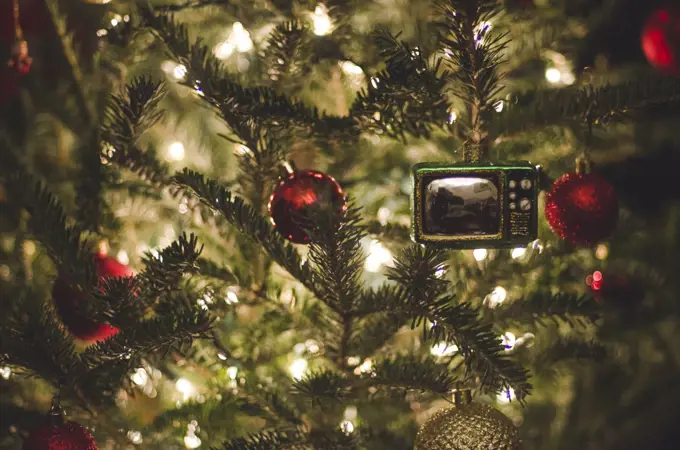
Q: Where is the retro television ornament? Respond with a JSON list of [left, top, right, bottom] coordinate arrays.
[[411, 162, 540, 248]]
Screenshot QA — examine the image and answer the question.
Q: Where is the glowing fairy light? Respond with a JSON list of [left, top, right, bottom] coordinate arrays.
[[430, 341, 458, 357], [496, 387, 516, 404], [473, 248, 488, 261], [448, 110, 458, 123], [501, 332, 517, 350], [312, 4, 333, 36], [435, 267, 447, 278], [340, 420, 355, 435], [127, 430, 143, 445], [511, 247, 527, 259], [131, 368, 149, 386], [595, 244, 609, 260], [340, 60, 363, 75], [172, 64, 188, 81], [370, 77, 380, 89], [306, 339, 320, 354], [484, 286, 507, 308], [179, 199, 189, 214], [96, 29, 108, 37], [226, 290, 239, 305], [347, 356, 361, 367], [214, 22, 253, 59], [110, 14, 122, 27], [545, 67, 562, 84], [365, 240, 393, 272], [176, 378, 197, 402], [0, 366, 11, 380], [116, 250, 129, 265], [474, 20, 492, 45], [227, 366, 238, 380], [289, 358, 308, 380], [377, 207, 392, 225], [493, 100, 504, 112], [218, 352, 228, 361], [167, 141, 186, 161], [184, 433, 201, 449], [353, 358, 373, 375], [234, 144, 251, 156]]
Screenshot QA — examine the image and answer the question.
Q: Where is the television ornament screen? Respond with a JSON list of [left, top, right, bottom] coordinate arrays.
[[411, 162, 540, 248]]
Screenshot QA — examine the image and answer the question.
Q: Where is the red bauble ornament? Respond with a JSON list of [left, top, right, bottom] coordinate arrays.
[[641, 6, 680, 75], [268, 170, 346, 244], [52, 254, 134, 344], [22, 421, 98, 450], [545, 172, 619, 245], [7, 39, 32, 76]]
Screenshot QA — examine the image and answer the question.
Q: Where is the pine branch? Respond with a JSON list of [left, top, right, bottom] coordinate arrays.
[[437, 0, 507, 160], [485, 292, 601, 329], [196, 258, 239, 284], [262, 21, 310, 87], [291, 370, 351, 405], [219, 429, 309, 450], [367, 356, 459, 395], [3, 172, 96, 287], [139, 232, 203, 295], [102, 77, 170, 185], [307, 206, 365, 313], [172, 169, 321, 298], [0, 299, 83, 386], [350, 28, 450, 140], [349, 312, 405, 358], [365, 220, 412, 244], [387, 246, 532, 401], [140, 8, 356, 137], [533, 338, 607, 368], [490, 76, 680, 139]]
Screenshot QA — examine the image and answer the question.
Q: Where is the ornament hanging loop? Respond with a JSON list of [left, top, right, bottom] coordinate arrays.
[[574, 155, 592, 174], [278, 160, 297, 178], [48, 392, 66, 426]]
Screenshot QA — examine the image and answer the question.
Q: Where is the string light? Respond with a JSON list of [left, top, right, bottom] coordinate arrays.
[[172, 64, 188, 81], [473, 248, 488, 261], [214, 22, 253, 59], [484, 286, 507, 308], [0, 366, 11, 380], [430, 341, 458, 357], [218, 352, 228, 361], [353, 358, 373, 375], [234, 144, 251, 156], [496, 387, 516, 404], [131, 368, 149, 386], [289, 358, 308, 380], [474, 20, 492, 45], [435, 267, 447, 278], [511, 247, 527, 259], [340, 60, 363, 75], [224, 291, 238, 305], [493, 100, 504, 112], [545, 67, 562, 84], [340, 420, 355, 435], [347, 356, 361, 367], [448, 110, 458, 123], [184, 430, 201, 448], [110, 14, 122, 27], [116, 250, 129, 265], [306, 339, 320, 354], [501, 332, 517, 350], [365, 240, 393, 272], [167, 141, 186, 161], [312, 4, 333, 36], [370, 77, 380, 89], [178, 199, 189, 214], [127, 430, 143, 445], [176, 378, 197, 402], [377, 207, 392, 225], [227, 366, 238, 380], [595, 244, 609, 260]]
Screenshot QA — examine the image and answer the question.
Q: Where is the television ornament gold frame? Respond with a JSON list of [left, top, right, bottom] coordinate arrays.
[[411, 162, 540, 249]]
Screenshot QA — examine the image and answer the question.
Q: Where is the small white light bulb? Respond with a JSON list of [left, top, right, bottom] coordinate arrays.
[[430, 341, 458, 357], [172, 64, 188, 81], [365, 240, 393, 272], [167, 141, 186, 161], [340, 420, 355, 435], [484, 286, 507, 308], [184, 433, 201, 449], [511, 247, 527, 259], [545, 68, 562, 84], [473, 248, 488, 261], [289, 358, 308, 380], [340, 60, 363, 75], [116, 250, 129, 265], [312, 4, 333, 36], [227, 366, 238, 380], [131, 368, 148, 386]]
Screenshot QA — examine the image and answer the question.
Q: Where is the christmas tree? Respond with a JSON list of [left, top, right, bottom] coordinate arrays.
[[2, 0, 680, 449]]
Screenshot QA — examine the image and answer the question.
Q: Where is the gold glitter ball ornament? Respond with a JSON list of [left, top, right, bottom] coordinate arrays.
[[415, 402, 520, 450]]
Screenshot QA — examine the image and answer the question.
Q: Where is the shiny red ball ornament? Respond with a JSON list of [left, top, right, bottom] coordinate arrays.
[[268, 170, 346, 244], [7, 39, 32, 76], [641, 6, 680, 75], [52, 254, 134, 344], [545, 172, 619, 245], [22, 421, 98, 450]]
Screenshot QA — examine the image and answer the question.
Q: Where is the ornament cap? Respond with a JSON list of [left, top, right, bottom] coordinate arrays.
[[48, 394, 66, 426], [575, 155, 592, 174], [452, 387, 473, 407], [279, 160, 297, 178]]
